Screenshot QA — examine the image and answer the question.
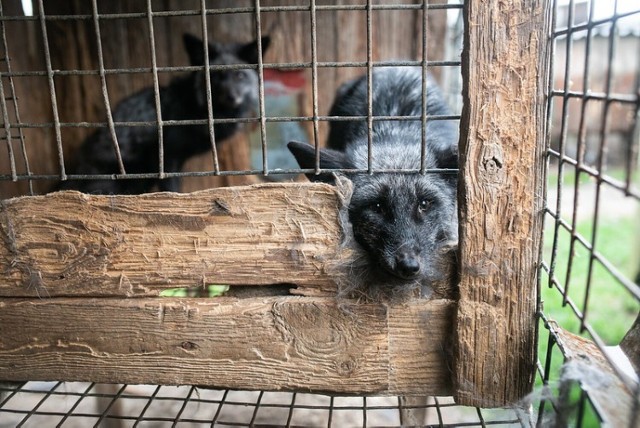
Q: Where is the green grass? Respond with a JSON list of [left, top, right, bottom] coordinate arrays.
[[547, 164, 640, 190], [536, 185, 639, 427], [159, 284, 229, 298], [540, 214, 639, 343]]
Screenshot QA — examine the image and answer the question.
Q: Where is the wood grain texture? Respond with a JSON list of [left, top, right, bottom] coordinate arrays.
[[620, 312, 640, 373], [0, 296, 455, 395], [0, 183, 344, 297], [454, 0, 551, 407]]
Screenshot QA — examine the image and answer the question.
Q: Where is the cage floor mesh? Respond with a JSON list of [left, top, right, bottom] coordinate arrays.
[[0, 382, 528, 427]]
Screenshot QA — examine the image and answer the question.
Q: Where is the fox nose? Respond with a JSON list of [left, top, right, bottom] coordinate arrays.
[[395, 252, 421, 278], [224, 93, 243, 107]]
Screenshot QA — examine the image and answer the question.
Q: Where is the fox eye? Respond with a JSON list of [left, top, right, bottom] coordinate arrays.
[[418, 198, 431, 213], [369, 201, 385, 214], [233, 71, 247, 81]]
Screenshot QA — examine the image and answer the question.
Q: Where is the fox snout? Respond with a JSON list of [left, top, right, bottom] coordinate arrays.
[[393, 249, 421, 279], [223, 91, 245, 108]]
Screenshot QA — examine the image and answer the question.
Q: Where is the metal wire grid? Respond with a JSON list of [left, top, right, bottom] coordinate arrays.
[[4, 0, 638, 426], [0, 2, 463, 191], [0, 1, 501, 427], [537, 0, 640, 425], [0, 382, 527, 427]]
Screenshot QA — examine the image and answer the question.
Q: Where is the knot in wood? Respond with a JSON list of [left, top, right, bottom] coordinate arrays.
[[483, 156, 502, 174], [209, 198, 231, 216], [336, 356, 357, 377], [181, 341, 199, 351], [478, 142, 505, 186]]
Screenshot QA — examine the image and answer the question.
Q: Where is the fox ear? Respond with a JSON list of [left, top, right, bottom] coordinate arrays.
[[183, 33, 204, 65], [237, 36, 271, 64], [436, 142, 458, 170], [287, 141, 351, 184], [183, 33, 220, 65]]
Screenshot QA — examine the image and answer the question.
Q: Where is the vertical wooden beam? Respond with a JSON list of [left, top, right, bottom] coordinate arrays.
[[455, 0, 552, 407]]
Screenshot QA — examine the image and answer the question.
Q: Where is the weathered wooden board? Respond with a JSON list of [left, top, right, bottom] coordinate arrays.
[[454, 0, 551, 407], [552, 326, 640, 428], [0, 183, 344, 297], [0, 296, 455, 395]]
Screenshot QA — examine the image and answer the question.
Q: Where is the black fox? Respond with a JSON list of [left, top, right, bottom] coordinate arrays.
[[55, 34, 270, 194], [288, 67, 459, 300]]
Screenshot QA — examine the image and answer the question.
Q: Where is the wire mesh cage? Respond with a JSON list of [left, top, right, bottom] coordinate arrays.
[[0, 0, 464, 196], [536, 0, 640, 426], [0, 0, 638, 427], [1, 383, 531, 427]]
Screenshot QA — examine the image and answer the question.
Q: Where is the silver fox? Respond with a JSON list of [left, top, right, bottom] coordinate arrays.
[[288, 67, 458, 300], [56, 34, 270, 194]]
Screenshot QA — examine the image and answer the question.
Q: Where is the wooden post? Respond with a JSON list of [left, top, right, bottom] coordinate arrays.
[[454, 0, 552, 406]]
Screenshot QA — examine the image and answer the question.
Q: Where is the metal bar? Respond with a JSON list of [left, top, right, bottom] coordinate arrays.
[[248, 391, 264, 426], [171, 385, 197, 426], [146, 0, 164, 180], [0, 165, 458, 183], [536, 0, 556, 385], [253, 0, 268, 175], [35, 0, 66, 180], [539, 261, 586, 322], [210, 389, 228, 426], [310, 0, 320, 175], [200, 0, 220, 174], [0, 1, 32, 193], [362, 396, 367, 427], [132, 385, 162, 427], [581, 0, 619, 333], [0, 3, 465, 23], [625, 37, 640, 194], [91, 0, 126, 175], [544, 208, 640, 300], [562, 0, 596, 323], [366, 0, 373, 174], [16, 381, 64, 426], [56, 383, 95, 426], [433, 396, 444, 425], [553, 8, 640, 36], [1, 113, 462, 129], [476, 407, 487, 428], [548, 0, 575, 300], [94, 384, 128, 427], [420, 0, 429, 174], [285, 392, 296, 428], [0, 59, 462, 78], [535, 325, 558, 426], [550, 89, 637, 104], [397, 396, 404, 426], [0, 57, 16, 181], [0, 0, 16, 182], [546, 149, 640, 200]]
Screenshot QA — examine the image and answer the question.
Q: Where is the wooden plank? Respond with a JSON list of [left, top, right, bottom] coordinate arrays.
[[620, 312, 640, 373], [0, 296, 455, 395], [0, 183, 344, 297], [552, 326, 640, 428], [389, 301, 454, 395], [454, 0, 552, 407]]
